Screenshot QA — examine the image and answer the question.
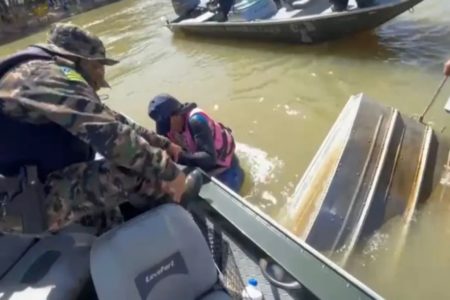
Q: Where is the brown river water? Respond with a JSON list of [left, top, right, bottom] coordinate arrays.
[[1, 0, 450, 298]]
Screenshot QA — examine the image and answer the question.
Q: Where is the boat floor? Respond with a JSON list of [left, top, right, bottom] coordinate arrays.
[[200, 216, 301, 300], [226, 235, 300, 299], [177, 0, 400, 24]]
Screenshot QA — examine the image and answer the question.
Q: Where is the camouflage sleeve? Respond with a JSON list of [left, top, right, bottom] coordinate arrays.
[[0, 61, 179, 181], [102, 105, 172, 150]]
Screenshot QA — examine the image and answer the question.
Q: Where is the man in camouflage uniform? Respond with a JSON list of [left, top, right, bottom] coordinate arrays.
[[0, 22, 185, 233]]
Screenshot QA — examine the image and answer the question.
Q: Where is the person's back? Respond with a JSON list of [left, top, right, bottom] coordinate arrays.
[[0, 23, 186, 235], [0, 48, 96, 180]]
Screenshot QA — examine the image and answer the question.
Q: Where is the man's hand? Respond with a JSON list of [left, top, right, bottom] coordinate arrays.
[[444, 59, 450, 76], [161, 172, 186, 203], [167, 142, 183, 162]]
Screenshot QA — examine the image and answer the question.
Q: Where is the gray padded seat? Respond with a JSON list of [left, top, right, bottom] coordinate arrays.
[[0, 234, 36, 279], [0, 232, 95, 300], [90, 203, 231, 300], [202, 290, 233, 300]]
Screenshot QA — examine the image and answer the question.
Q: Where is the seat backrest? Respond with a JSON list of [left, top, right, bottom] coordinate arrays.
[[0, 234, 36, 279], [0, 232, 94, 300], [90, 203, 221, 300], [0, 166, 47, 234]]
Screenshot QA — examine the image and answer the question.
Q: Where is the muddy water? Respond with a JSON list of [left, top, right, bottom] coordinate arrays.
[[1, 0, 450, 298]]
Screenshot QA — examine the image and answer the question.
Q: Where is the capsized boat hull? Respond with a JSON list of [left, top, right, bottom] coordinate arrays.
[[281, 93, 449, 263], [167, 0, 422, 44]]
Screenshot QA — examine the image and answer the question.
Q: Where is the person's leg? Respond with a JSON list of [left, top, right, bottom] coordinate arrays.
[[330, 0, 348, 11], [355, 0, 374, 8], [207, 0, 233, 21], [215, 156, 244, 193], [218, 0, 234, 18], [44, 159, 168, 231]]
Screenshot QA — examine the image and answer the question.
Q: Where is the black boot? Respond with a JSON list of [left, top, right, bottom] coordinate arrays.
[[330, 0, 348, 11]]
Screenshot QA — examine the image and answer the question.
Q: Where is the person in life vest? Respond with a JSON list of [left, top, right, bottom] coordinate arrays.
[[148, 94, 245, 193]]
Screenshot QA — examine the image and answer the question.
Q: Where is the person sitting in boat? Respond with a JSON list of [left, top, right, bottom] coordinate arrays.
[[148, 93, 244, 193], [171, 0, 233, 22], [444, 59, 450, 76], [206, 0, 234, 21], [329, 0, 374, 12]]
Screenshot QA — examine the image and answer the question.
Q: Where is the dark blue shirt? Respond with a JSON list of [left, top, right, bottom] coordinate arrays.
[[177, 113, 218, 171]]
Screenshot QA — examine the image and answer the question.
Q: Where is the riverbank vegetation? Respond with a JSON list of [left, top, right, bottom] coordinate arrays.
[[0, 0, 119, 46]]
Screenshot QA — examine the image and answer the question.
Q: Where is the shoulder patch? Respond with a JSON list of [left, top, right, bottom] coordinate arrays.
[[60, 67, 87, 84]]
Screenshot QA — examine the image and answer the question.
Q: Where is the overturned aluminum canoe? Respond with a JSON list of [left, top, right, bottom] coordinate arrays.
[[281, 93, 449, 261]]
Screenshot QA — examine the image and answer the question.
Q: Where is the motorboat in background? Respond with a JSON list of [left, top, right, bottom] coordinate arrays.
[[163, 0, 423, 44]]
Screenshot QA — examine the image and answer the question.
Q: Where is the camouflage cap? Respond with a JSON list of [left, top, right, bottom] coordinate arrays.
[[37, 22, 119, 66]]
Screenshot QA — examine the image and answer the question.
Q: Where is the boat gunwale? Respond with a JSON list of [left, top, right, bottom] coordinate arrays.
[[197, 173, 384, 300]]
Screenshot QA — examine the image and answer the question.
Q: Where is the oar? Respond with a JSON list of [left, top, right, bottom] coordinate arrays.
[[418, 76, 448, 123]]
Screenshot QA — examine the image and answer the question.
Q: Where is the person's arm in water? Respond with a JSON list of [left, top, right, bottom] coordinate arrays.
[[178, 113, 218, 170]]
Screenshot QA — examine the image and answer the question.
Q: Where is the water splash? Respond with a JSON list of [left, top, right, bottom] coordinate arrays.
[[236, 143, 284, 185], [362, 231, 390, 257], [261, 191, 278, 206]]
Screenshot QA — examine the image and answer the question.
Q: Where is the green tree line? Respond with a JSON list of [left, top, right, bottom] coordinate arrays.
[[1, 0, 50, 23]]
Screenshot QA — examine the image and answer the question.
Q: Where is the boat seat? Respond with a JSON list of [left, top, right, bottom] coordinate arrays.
[[90, 203, 230, 300], [0, 232, 95, 300], [0, 234, 36, 279], [0, 166, 48, 234]]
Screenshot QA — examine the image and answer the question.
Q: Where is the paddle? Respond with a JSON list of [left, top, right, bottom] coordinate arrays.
[[418, 76, 448, 123]]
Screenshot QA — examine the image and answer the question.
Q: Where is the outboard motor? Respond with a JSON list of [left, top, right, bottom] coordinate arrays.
[[171, 0, 200, 17]]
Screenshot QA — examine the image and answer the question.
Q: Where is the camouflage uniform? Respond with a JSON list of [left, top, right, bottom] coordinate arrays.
[[0, 23, 179, 232]]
